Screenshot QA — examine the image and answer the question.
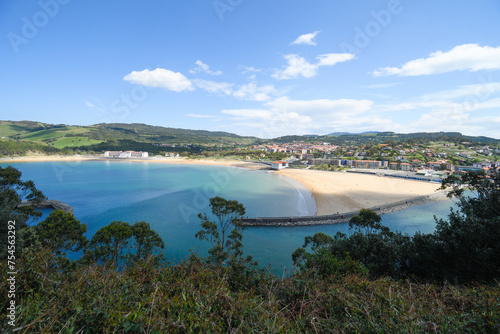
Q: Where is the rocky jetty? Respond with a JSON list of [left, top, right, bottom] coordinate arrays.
[[241, 191, 448, 227], [18, 199, 74, 215]]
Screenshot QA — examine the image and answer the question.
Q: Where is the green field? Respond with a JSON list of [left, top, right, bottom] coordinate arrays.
[[0, 124, 33, 137], [52, 136, 104, 149], [0, 123, 102, 149], [19, 126, 89, 142]]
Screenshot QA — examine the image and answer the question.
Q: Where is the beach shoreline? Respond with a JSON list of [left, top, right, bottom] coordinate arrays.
[[0, 154, 269, 170], [1, 154, 446, 217], [274, 168, 445, 216]]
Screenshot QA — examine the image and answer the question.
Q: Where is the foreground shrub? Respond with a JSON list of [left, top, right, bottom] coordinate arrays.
[[1, 249, 499, 333]]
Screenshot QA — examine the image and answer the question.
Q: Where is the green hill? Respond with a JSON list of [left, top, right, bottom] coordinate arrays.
[[0, 121, 258, 154], [1, 120, 498, 155], [273, 131, 500, 145]]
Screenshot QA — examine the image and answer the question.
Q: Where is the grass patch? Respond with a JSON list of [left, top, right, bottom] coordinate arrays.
[[19, 126, 89, 142], [20, 128, 71, 141], [52, 136, 104, 149], [0, 124, 32, 137], [5, 250, 500, 333]]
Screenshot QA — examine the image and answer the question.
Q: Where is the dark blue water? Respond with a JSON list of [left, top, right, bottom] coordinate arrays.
[[2, 161, 457, 270]]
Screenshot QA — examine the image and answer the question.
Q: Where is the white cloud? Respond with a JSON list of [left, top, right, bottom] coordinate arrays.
[[193, 79, 233, 95], [269, 97, 385, 136], [472, 97, 500, 111], [379, 101, 458, 112], [123, 68, 194, 92], [361, 83, 400, 89], [316, 53, 356, 66], [222, 109, 274, 120], [225, 97, 373, 119], [220, 96, 380, 137], [373, 44, 500, 77], [272, 54, 318, 80], [421, 81, 500, 101], [267, 96, 373, 115], [193, 79, 275, 101], [374, 81, 500, 136], [189, 60, 222, 75], [380, 80, 500, 115], [186, 113, 216, 118], [240, 66, 261, 73], [222, 107, 312, 137], [85, 98, 105, 111], [471, 116, 500, 124], [291, 31, 321, 46], [232, 82, 276, 101], [273, 53, 356, 80], [407, 109, 481, 134], [240, 66, 262, 80]]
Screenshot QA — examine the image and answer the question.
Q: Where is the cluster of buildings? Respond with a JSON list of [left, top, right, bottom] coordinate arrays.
[[104, 151, 149, 158], [309, 159, 389, 169], [254, 140, 499, 174], [308, 158, 455, 172], [253, 142, 339, 160]]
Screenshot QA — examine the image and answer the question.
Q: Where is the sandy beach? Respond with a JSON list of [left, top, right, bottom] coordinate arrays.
[[275, 169, 443, 215], [1, 155, 444, 216], [0, 155, 268, 170]]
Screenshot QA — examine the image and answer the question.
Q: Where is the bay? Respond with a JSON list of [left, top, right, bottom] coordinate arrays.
[[2, 161, 457, 270]]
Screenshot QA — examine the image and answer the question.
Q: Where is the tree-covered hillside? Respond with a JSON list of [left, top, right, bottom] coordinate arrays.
[[1, 120, 499, 156], [0, 121, 257, 155], [273, 131, 500, 145]]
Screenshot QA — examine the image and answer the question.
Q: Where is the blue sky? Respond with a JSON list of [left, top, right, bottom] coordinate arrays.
[[1, 0, 500, 138]]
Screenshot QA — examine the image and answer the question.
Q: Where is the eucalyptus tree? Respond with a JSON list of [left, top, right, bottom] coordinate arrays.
[[88, 221, 133, 265], [36, 210, 88, 257], [0, 166, 46, 259], [196, 196, 247, 264], [86, 220, 165, 265]]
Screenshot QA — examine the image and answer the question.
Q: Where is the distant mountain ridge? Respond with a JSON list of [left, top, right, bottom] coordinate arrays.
[[0, 121, 499, 152], [328, 131, 381, 136], [270, 131, 499, 145]]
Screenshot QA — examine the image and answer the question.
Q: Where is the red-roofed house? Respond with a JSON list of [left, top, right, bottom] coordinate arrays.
[[271, 161, 289, 170]]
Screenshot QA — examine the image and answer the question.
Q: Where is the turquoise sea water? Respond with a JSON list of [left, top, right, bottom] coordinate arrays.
[[2, 161, 457, 270]]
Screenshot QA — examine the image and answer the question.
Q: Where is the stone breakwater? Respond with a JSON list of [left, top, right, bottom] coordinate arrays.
[[18, 199, 74, 215], [241, 191, 449, 227]]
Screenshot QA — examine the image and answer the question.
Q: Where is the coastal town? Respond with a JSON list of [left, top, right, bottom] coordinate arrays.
[[1, 121, 498, 217], [136, 138, 500, 181]]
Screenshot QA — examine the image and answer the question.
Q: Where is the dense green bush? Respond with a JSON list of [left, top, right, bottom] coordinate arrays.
[[293, 170, 500, 283], [1, 249, 499, 333], [1, 167, 500, 333], [0, 139, 61, 157]]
